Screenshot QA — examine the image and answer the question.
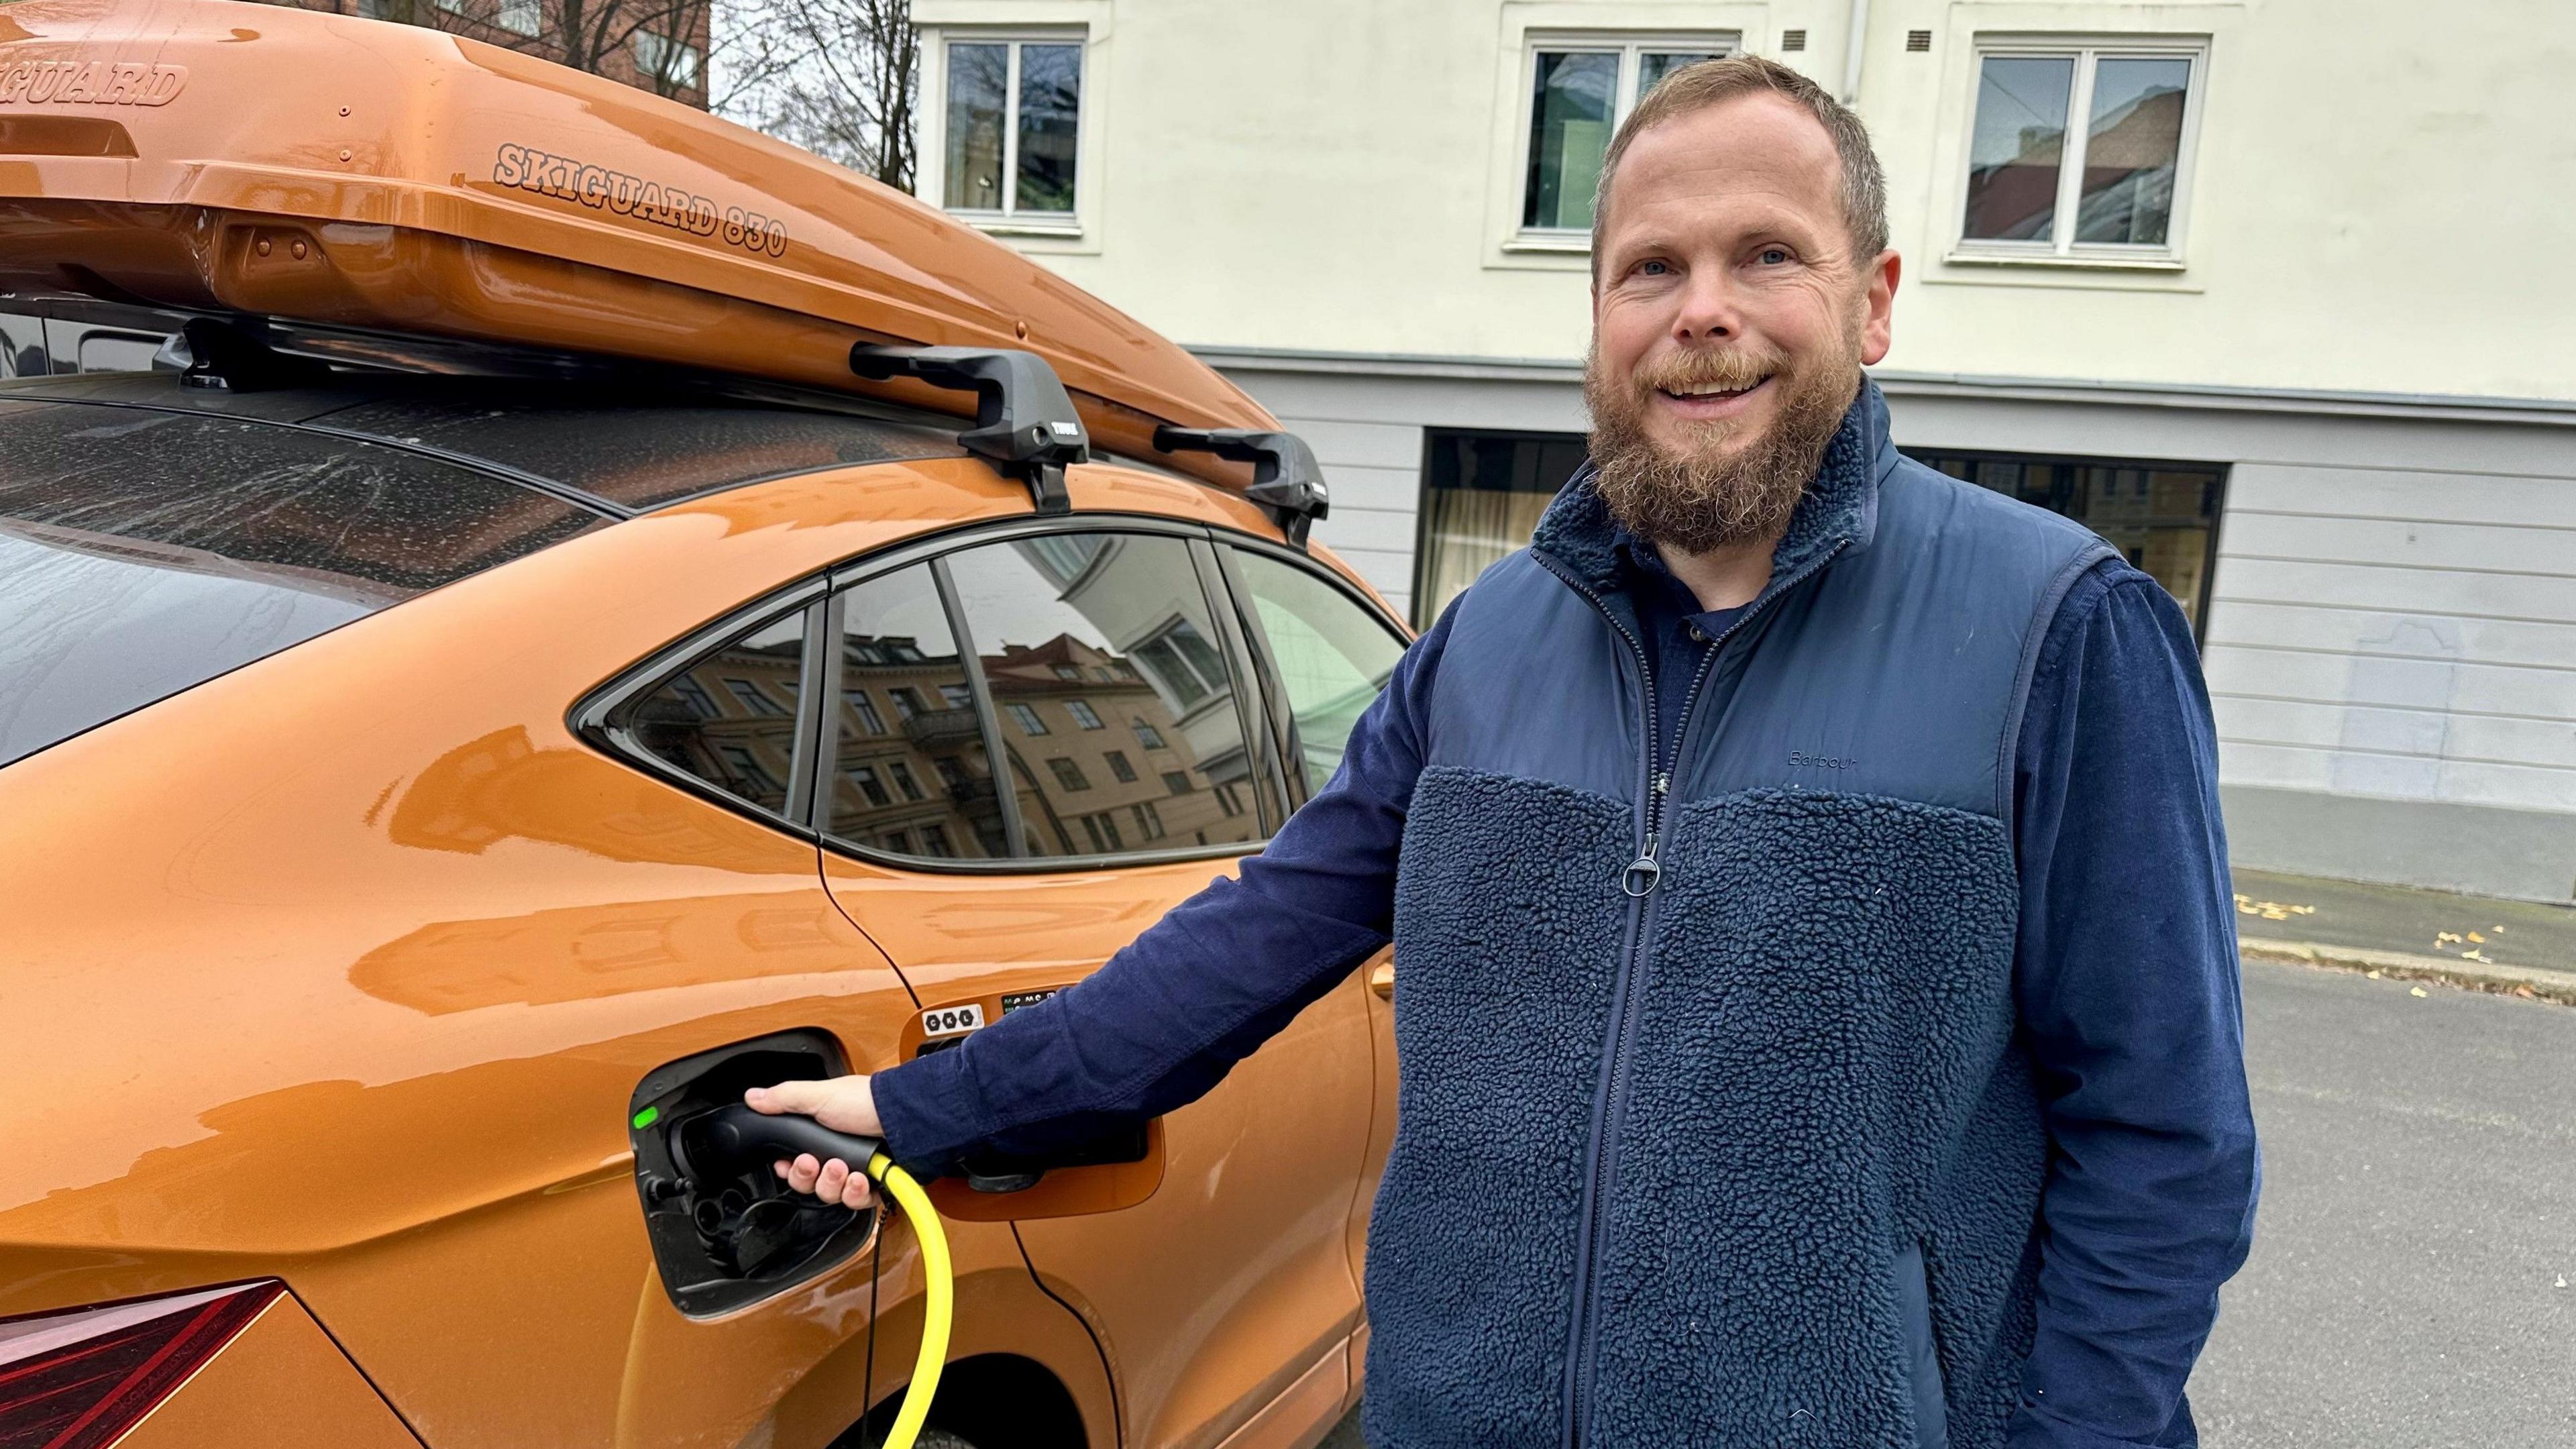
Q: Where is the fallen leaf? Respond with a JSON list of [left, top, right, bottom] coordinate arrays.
[[2410, 985, 2429, 998], [2463, 949, 2488, 963], [2436, 932, 2463, 945], [2513, 985, 2536, 999], [2558, 1275, 2568, 1290], [2468, 931, 2485, 943], [2367, 969, 2383, 979]]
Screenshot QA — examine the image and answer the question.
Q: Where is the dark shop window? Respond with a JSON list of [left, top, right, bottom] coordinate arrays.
[[1903, 449, 2227, 633], [1415, 428, 1590, 627]]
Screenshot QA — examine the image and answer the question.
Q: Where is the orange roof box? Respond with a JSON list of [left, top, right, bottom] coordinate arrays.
[[0, 0, 1274, 479]]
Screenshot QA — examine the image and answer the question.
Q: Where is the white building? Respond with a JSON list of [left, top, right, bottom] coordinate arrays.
[[907, 0, 2576, 904]]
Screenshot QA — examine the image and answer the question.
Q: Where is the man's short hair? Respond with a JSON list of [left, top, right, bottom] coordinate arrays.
[[1590, 54, 1890, 273]]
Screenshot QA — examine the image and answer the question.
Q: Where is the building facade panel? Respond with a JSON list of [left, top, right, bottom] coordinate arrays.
[[917, 0, 2576, 900]]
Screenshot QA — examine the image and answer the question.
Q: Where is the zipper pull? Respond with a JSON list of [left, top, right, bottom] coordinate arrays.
[[1621, 831, 1662, 897], [1654, 771, 1670, 796]]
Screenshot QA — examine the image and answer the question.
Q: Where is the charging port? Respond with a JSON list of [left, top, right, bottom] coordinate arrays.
[[629, 1028, 879, 1318]]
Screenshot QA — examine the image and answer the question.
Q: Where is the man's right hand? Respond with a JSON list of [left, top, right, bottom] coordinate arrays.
[[745, 1075, 883, 1210]]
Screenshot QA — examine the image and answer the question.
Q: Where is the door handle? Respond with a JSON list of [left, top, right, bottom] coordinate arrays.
[[1368, 962, 1395, 1000]]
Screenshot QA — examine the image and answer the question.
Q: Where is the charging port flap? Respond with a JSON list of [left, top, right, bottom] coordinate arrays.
[[628, 1029, 879, 1318]]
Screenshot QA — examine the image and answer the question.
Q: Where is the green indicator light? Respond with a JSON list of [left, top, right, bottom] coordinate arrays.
[[631, 1106, 659, 1130]]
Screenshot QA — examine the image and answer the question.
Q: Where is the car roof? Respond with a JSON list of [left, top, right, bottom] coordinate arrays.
[[0, 366, 975, 518]]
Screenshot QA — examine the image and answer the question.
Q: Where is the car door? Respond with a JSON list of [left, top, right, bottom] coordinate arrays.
[[816, 519, 1379, 1449], [1214, 541, 1413, 1395]]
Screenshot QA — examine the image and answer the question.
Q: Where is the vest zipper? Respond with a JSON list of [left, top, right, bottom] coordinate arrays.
[[1533, 537, 1851, 1448]]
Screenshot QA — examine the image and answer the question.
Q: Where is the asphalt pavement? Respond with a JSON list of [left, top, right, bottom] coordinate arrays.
[[2187, 959, 2576, 1445]]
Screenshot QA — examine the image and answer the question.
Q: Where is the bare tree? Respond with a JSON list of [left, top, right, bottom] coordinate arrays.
[[305, 0, 720, 103], [715, 0, 918, 189], [541, 0, 714, 95]]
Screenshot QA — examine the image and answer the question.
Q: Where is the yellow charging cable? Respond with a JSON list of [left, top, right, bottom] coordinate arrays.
[[863, 1152, 953, 1449]]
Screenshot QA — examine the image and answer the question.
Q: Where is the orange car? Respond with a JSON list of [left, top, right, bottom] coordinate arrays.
[[0, 4, 1408, 1447]]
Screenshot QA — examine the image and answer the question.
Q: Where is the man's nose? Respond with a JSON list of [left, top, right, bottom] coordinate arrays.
[[1670, 271, 1744, 343]]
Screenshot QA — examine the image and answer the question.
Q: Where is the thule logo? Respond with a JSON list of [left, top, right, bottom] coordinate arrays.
[[1787, 749, 1858, 771]]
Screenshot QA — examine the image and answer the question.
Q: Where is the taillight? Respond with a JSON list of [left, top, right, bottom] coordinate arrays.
[[0, 1281, 284, 1449]]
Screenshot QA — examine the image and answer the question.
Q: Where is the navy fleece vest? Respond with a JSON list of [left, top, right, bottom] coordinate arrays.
[[1362, 384, 2114, 1449]]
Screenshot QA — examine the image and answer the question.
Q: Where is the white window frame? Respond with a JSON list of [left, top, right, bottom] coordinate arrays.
[[1509, 32, 1740, 251], [919, 28, 1091, 240], [1947, 36, 2208, 270], [496, 0, 541, 38]]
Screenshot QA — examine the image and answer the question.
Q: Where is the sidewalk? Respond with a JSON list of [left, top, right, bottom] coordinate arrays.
[[2231, 867, 2576, 1002]]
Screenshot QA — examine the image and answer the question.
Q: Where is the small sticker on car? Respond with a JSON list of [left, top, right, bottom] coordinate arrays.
[[920, 1003, 985, 1037]]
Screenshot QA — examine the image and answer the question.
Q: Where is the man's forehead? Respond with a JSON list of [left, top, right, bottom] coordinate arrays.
[[1605, 93, 1844, 235]]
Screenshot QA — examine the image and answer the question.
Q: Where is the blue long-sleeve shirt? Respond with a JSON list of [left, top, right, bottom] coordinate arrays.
[[875, 536, 2257, 1449]]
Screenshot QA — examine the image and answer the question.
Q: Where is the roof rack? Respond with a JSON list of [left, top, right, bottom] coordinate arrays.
[[851, 345, 1088, 514], [1152, 427, 1332, 547], [171, 318, 333, 392]]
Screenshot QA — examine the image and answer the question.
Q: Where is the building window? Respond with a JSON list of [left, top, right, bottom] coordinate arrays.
[[1520, 36, 1731, 235], [724, 678, 786, 716], [1904, 449, 2227, 632], [939, 683, 973, 709], [850, 765, 892, 808], [496, 0, 541, 36], [1132, 619, 1228, 709], [1103, 749, 1137, 784], [1066, 698, 1104, 729], [669, 675, 719, 720], [1077, 810, 1126, 853], [1958, 42, 2203, 260], [719, 745, 780, 795], [888, 687, 925, 721], [941, 36, 1083, 220], [1130, 800, 1166, 841], [1212, 782, 1245, 817], [1047, 756, 1091, 792], [887, 761, 926, 801], [631, 30, 701, 89], [846, 689, 887, 735], [1008, 702, 1050, 735], [1133, 718, 1167, 750], [1162, 770, 1193, 796], [1415, 429, 1591, 627], [918, 824, 955, 857]]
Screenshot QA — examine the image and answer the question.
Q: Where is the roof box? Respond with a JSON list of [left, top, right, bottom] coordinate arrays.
[[0, 0, 1274, 484]]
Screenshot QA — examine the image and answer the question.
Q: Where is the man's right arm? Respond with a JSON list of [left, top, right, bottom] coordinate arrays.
[[853, 601, 1457, 1179]]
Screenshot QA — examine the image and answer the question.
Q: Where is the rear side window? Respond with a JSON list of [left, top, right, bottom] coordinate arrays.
[[945, 533, 1267, 859], [614, 608, 811, 818], [828, 566, 1012, 860], [1228, 548, 1407, 794], [0, 402, 602, 767]]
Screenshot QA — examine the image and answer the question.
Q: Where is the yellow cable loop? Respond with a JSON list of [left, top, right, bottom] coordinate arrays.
[[864, 1152, 953, 1449]]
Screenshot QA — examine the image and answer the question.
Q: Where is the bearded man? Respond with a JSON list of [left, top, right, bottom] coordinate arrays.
[[751, 55, 2259, 1449]]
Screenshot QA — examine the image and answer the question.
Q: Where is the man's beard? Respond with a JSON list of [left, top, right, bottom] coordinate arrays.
[[1582, 330, 1862, 556]]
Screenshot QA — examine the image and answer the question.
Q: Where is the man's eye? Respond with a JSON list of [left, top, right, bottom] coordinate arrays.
[[1636, 260, 1671, 276], [1756, 248, 1791, 265]]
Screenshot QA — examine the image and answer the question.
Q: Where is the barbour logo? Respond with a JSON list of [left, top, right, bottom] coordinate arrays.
[[1787, 749, 1858, 771]]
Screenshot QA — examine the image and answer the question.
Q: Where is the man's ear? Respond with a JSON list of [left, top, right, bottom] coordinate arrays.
[[1859, 249, 1901, 365]]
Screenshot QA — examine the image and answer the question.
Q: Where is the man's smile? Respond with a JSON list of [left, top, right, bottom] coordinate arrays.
[[1654, 372, 1774, 419]]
